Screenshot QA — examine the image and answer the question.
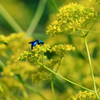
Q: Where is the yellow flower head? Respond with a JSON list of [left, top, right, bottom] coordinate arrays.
[[46, 3, 98, 36]]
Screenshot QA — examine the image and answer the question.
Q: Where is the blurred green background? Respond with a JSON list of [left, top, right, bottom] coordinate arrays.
[[1, 0, 100, 35], [0, 0, 60, 36]]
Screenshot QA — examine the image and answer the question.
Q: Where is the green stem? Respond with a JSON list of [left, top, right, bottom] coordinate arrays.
[[1, 92, 7, 100], [84, 21, 96, 37], [63, 29, 100, 38], [42, 55, 57, 100], [15, 74, 47, 100], [0, 83, 21, 100], [52, 57, 64, 79], [0, 4, 24, 33], [48, 0, 58, 12], [21, 86, 28, 99], [73, 21, 97, 38], [84, 37, 100, 100], [41, 64, 94, 92], [51, 57, 64, 100], [26, 0, 47, 36], [0, 60, 5, 67], [81, 29, 100, 34], [24, 83, 47, 100], [81, 21, 100, 99], [56, 57, 64, 73], [0, 84, 7, 100], [51, 80, 56, 100]]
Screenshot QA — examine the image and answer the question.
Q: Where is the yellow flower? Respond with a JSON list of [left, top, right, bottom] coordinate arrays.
[[46, 3, 98, 36]]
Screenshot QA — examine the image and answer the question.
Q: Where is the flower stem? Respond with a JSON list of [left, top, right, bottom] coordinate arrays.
[[0, 4, 23, 33], [84, 37, 100, 100], [42, 55, 57, 100], [51, 57, 63, 100], [52, 57, 64, 79], [48, 0, 58, 12], [51, 80, 56, 100], [81, 29, 100, 34], [15, 74, 47, 100], [0, 84, 7, 100], [41, 64, 94, 92], [26, 0, 47, 36], [0, 83, 21, 100]]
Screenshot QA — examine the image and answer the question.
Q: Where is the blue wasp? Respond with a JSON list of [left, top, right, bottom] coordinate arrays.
[[29, 40, 44, 49]]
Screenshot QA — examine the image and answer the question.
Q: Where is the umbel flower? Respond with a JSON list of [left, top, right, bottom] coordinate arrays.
[[19, 44, 75, 82], [0, 33, 25, 57], [19, 44, 50, 66], [50, 44, 75, 57], [71, 91, 100, 100], [19, 44, 75, 64], [46, 3, 98, 36]]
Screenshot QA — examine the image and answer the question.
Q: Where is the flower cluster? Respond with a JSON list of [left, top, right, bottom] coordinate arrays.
[[32, 59, 60, 83], [0, 32, 25, 43], [71, 91, 100, 100], [19, 44, 50, 65], [50, 44, 75, 57], [19, 44, 75, 82], [1, 61, 35, 79], [0, 33, 35, 88], [19, 44, 62, 83], [46, 3, 98, 36], [19, 44, 75, 63], [0, 32, 25, 57]]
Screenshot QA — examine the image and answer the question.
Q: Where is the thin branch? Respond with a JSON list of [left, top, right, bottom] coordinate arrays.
[[0, 4, 24, 32], [26, 0, 47, 36], [42, 64, 94, 92]]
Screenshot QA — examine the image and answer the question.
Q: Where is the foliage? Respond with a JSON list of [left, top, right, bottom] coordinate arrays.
[[0, 0, 100, 100]]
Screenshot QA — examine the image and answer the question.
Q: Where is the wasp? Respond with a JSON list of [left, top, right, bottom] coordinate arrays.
[[29, 40, 44, 49]]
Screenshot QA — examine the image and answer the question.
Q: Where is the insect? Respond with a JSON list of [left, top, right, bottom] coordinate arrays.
[[29, 40, 44, 49]]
